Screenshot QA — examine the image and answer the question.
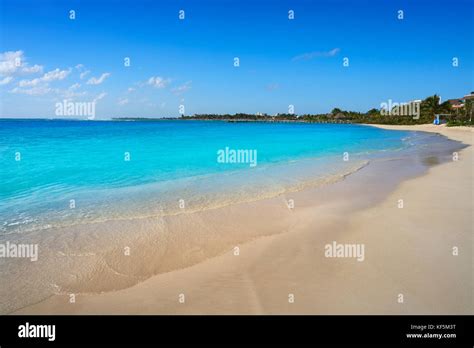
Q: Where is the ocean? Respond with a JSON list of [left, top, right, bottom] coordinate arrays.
[[0, 119, 419, 234]]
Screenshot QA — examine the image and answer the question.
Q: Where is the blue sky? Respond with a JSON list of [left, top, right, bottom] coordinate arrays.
[[0, 0, 472, 118]]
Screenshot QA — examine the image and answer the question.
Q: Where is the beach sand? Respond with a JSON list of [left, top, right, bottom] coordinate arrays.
[[14, 124, 473, 314]]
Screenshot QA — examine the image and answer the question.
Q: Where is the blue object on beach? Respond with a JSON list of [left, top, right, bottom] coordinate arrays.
[[433, 115, 440, 125]]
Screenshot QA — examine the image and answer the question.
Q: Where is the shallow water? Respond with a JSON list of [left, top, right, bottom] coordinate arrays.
[[1, 120, 415, 233]]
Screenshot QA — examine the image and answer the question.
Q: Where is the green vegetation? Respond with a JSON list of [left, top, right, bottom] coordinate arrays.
[[464, 98, 473, 122], [183, 95, 472, 126], [114, 94, 473, 127], [446, 120, 474, 127]]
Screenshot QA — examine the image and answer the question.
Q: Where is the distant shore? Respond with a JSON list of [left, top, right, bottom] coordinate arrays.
[[113, 116, 474, 127], [13, 124, 473, 314], [112, 117, 352, 123]]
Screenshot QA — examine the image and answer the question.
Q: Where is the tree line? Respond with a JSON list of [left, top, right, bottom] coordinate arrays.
[[180, 95, 473, 126]]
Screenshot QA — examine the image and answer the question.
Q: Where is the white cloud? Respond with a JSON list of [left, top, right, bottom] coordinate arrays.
[[147, 76, 170, 88], [0, 76, 13, 85], [10, 85, 52, 96], [171, 81, 192, 95], [0, 51, 24, 75], [18, 78, 40, 87], [87, 73, 111, 85], [59, 83, 85, 99], [42, 68, 71, 81], [118, 98, 129, 105], [0, 50, 44, 76], [127, 87, 136, 93], [93, 92, 107, 103], [292, 48, 341, 61], [18, 68, 71, 87], [13, 66, 74, 98], [61, 91, 86, 99], [80, 70, 90, 79], [21, 64, 43, 74]]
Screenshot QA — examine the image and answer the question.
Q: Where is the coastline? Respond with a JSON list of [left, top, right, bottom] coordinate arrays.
[[12, 124, 473, 314]]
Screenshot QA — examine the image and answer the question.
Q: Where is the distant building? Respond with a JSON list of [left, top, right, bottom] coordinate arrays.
[[447, 93, 474, 109], [464, 92, 474, 121], [464, 92, 474, 101], [447, 98, 464, 109]]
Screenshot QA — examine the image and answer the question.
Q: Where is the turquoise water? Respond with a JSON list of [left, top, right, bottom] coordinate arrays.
[[0, 119, 417, 232]]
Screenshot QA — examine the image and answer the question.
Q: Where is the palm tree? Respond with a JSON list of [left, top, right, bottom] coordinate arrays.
[[464, 98, 473, 122], [420, 95, 452, 121]]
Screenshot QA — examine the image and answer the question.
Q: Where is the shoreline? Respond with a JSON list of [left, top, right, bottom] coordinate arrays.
[[11, 124, 473, 314]]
